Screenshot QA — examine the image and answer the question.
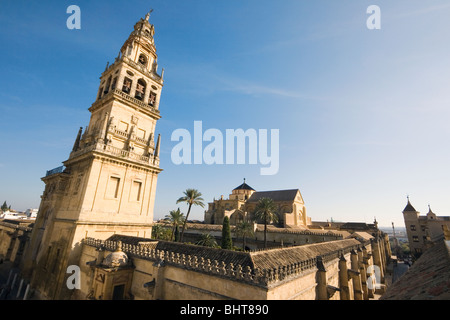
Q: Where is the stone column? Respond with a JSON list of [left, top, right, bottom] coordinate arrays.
[[16, 278, 24, 299], [362, 246, 371, 299], [338, 254, 350, 300], [316, 257, 328, 300], [153, 258, 165, 300], [371, 238, 385, 284], [23, 283, 30, 300], [357, 247, 369, 300], [350, 250, 363, 300]]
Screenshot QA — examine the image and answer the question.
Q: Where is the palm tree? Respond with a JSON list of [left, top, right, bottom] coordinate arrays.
[[196, 233, 218, 248], [234, 220, 254, 251], [253, 197, 278, 248], [176, 188, 205, 242], [165, 208, 185, 241]]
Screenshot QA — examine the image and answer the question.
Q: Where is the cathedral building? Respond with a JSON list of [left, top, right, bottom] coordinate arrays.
[[204, 180, 310, 228], [19, 11, 164, 299]]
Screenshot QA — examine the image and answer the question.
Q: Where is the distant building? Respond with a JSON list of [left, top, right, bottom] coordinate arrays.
[[403, 197, 450, 258], [25, 209, 38, 219], [0, 211, 23, 220]]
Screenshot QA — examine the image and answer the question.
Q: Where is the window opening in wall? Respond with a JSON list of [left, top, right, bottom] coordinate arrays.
[[132, 181, 142, 201], [113, 284, 125, 300], [104, 76, 112, 95], [52, 248, 60, 274], [111, 77, 117, 90], [149, 91, 157, 106], [45, 246, 52, 270], [122, 78, 132, 94], [98, 87, 104, 100], [135, 79, 146, 100], [138, 54, 148, 67], [107, 177, 121, 199]]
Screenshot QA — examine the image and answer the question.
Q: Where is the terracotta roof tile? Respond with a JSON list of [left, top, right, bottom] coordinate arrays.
[[381, 240, 450, 300], [249, 239, 360, 270], [248, 189, 300, 202]]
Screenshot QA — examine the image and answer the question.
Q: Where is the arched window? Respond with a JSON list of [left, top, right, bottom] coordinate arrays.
[[122, 77, 132, 94], [138, 54, 148, 68], [135, 79, 146, 100], [104, 76, 112, 95], [111, 77, 118, 90], [149, 91, 157, 106], [127, 44, 133, 56], [97, 87, 104, 100]]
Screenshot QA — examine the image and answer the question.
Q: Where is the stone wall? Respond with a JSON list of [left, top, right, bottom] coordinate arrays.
[[78, 236, 385, 300]]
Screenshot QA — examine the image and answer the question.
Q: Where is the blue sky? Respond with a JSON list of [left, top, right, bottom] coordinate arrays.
[[1, 0, 450, 228]]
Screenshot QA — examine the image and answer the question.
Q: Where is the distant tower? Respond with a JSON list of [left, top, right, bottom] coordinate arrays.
[[230, 178, 256, 201], [391, 222, 400, 257], [22, 12, 164, 299], [402, 196, 421, 257]]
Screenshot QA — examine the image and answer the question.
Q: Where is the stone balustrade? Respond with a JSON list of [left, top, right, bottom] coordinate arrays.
[[69, 141, 158, 167], [83, 237, 365, 288]]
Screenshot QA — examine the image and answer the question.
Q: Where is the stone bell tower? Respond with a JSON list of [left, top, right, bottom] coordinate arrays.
[[22, 11, 164, 299]]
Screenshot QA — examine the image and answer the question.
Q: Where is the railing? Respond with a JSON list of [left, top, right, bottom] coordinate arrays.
[[109, 127, 149, 147], [111, 127, 128, 139], [91, 88, 160, 116], [113, 89, 159, 114], [135, 136, 148, 145], [69, 142, 157, 166]]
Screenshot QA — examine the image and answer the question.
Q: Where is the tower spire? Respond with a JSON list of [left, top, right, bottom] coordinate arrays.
[[72, 127, 83, 152], [145, 9, 154, 21]]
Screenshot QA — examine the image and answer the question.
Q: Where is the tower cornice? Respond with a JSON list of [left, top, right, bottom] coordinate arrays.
[[65, 141, 162, 172], [89, 88, 161, 120]]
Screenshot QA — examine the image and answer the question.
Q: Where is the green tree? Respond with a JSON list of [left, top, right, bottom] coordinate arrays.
[[151, 224, 171, 240], [235, 220, 254, 251], [174, 224, 180, 242], [221, 216, 233, 250], [253, 197, 279, 248], [165, 208, 185, 241], [1, 201, 8, 211], [176, 189, 205, 242], [196, 233, 218, 248]]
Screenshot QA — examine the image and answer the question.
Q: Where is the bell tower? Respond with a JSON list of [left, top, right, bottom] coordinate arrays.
[[22, 11, 164, 299]]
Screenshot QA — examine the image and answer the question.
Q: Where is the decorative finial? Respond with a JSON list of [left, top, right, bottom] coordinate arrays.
[[145, 9, 154, 21], [244, 178, 246, 183]]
